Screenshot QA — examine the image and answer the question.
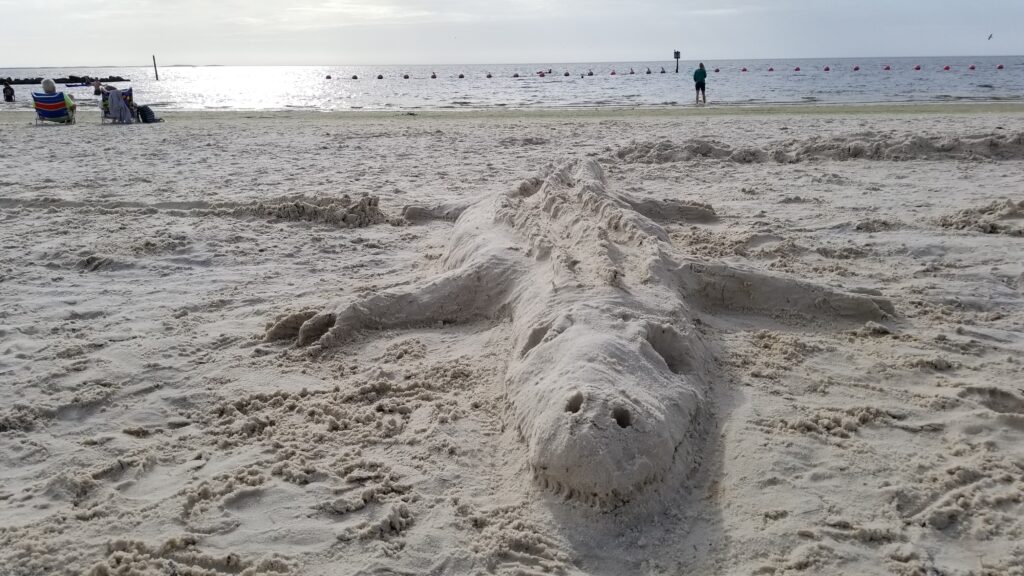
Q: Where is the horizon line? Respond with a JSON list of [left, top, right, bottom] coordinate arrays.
[[2, 54, 1021, 70]]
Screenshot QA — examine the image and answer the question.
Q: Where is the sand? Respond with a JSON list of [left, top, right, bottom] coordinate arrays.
[[1, 104, 1023, 576]]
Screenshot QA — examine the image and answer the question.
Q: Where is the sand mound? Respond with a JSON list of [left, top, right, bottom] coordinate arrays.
[[937, 198, 1024, 235], [854, 218, 902, 233], [0, 194, 394, 230], [614, 139, 734, 163], [241, 195, 390, 228], [499, 136, 550, 146], [76, 255, 126, 272], [614, 131, 1024, 164]]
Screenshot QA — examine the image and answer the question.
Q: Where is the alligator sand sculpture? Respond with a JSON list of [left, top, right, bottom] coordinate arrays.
[[266, 158, 893, 507]]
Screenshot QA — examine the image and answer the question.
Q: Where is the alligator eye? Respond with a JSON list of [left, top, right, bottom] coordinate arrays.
[[565, 391, 584, 413], [644, 323, 688, 374], [612, 407, 632, 428], [520, 322, 550, 358]]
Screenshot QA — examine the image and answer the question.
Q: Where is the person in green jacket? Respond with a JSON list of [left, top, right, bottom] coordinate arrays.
[[693, 63, 707, 105], [40, 78, 77, 120]]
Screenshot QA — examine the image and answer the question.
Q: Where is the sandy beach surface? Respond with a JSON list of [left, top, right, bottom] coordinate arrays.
[[2, 104, 1023, 576]]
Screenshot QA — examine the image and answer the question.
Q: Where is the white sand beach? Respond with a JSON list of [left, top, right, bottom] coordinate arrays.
[[1, 104, 1023, 576]]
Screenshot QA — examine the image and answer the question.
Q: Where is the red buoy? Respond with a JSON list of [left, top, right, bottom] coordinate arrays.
[[610, 70, 616, 75], [883, 65, 891, 71], [943, 65, 951, 71], [740, 67, 747, 72], [968, 64, 976, 70], [538, 72, 545, 77], [853, 65, 860, 71], [794, 66, 801, 72], [997, 64, 1004, 70], [768, 67, 774, 72], [914, 64, 921, 71], [823, 66, 830, 72]]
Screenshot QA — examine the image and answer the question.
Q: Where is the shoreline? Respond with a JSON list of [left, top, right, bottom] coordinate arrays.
[[3, 100, 1024, 122]]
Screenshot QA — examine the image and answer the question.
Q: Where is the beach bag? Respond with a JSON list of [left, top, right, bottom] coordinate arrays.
[[138, 105, 163, 123]]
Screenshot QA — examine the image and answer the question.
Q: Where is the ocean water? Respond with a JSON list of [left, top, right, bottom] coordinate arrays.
[[2, 57, 1021, 112]]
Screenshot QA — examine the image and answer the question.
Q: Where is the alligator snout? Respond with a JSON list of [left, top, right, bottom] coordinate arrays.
[[529, 388, 673, 507], [508, 321, 705, 508]]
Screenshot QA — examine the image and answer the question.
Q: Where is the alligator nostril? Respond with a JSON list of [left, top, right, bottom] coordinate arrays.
[[565, 391, 584, 413], [612, 407, 632, 428]]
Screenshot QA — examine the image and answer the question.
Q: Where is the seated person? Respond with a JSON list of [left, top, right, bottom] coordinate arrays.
[[38, 78, 76, 119]]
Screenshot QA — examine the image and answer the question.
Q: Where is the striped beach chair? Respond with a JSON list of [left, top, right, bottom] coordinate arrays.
[[31, 92, 75, 124]]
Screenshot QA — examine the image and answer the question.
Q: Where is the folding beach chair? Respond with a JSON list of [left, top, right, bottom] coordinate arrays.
[[101, 87, 138, 124], [31, 92, 76, 124]]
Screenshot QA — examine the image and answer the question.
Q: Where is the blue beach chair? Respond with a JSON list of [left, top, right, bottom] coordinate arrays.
[[31, 92, 76, 124]]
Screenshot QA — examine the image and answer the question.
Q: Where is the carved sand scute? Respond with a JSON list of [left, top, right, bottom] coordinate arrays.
[[266, 157, 894, 508]]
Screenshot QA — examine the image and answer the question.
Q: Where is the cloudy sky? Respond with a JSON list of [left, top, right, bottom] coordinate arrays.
[[4, 0, 1021, 67]]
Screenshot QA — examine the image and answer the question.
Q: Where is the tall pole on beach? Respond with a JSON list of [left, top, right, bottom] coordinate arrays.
[[153, 55, 159, 81]]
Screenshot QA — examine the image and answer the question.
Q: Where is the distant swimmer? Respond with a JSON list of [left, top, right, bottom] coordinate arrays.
[[629, 68, 635, 75], [693, 62, 707, 105], [587, 69, 594, 76], [660, 67, 666, 74], [431, 72, 437, 79], [646, 67, 651, 74]]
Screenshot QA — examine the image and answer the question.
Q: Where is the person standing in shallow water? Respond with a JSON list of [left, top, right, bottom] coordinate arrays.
[[693, 63, 707, 105], [2, 81, 14, 103]]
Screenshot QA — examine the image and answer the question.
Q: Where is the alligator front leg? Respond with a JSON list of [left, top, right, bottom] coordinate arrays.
[[401, 200, 475, 223], [265, 256, 522, 348], [675, 260, 895, 322]]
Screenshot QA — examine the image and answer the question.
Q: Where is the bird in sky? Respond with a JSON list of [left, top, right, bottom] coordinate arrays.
[[988, 34, 994, 40]]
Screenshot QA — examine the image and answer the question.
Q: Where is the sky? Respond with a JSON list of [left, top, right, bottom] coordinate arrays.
[[2, 0, 1022, 67]]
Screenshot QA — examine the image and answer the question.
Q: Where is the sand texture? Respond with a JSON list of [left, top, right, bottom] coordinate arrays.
[[1, 107, 1023, 575]]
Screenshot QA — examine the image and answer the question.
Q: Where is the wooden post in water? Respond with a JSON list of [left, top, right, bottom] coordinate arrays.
[[674, 50, 680, 73], [153, 55, 159, 81]]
